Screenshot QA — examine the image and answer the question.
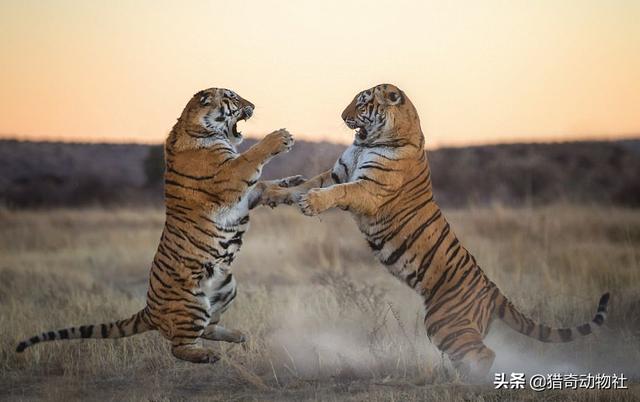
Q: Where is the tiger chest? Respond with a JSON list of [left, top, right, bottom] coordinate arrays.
[[332, 146, 365, 182], [199, 271, 237, 313], [215, 190, 252, 228]]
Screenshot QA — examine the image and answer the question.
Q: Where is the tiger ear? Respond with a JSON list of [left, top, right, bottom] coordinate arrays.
[[374, 86, 404, 106], [385, 90, 404, 106]]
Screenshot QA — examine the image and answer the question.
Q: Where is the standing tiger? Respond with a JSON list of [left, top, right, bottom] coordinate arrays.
[[16, 87, 302, 363], [263, 83, 610, 380]]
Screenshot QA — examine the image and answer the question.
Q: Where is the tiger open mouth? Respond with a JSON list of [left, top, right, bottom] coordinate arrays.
[[344, 118, 368, 140], [231, 120, 242, 138], [231, 107, 253, 139]]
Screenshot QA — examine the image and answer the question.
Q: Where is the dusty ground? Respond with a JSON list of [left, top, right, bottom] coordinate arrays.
[[1, 205, 639, 401]]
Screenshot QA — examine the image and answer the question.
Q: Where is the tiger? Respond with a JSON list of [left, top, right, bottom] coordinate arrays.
[[16, 87, 303, 363], [262, 83, 610, 380]]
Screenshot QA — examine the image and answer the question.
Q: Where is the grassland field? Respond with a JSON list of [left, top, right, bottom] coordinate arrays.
[[1, 205, 639, 401]]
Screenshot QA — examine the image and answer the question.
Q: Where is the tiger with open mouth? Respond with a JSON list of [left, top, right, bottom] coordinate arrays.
[[262, 83, 609, 380], [16, 87, 303, 363]]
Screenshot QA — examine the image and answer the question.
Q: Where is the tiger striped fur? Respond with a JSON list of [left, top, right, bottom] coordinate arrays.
[[16, 88, 302, 363], [262, 83, 610, 380]]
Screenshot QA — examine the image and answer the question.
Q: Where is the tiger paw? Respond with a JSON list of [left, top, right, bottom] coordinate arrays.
[[261, 187, 300, 208], [207, 351, 221, 364], [264, 128, 294, 156], [298, 189, 330, 216], [278, 175, 306, 188]]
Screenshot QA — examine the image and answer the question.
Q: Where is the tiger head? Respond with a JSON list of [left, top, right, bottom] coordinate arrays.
[[170, 88, 254, 151], [341, 84, 421, 145]]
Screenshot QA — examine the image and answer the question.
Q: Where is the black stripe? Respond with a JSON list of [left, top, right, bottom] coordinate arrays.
[[357, 175, 387, 186], [133, 312, 142, 333], [577, 323, 592, 335], [438, 327, 477, 352], [538, 325, 551, 342], [164, 179, 222, 203], [116, 321, 125, 337], [426, 268, 480, 315], [558, 328, 572, 342], [166, 166, 216, 181], [593, 314, 604, 325], [80, 325, 93, 338], [422, 264, 457, 305], [360, 163, 396, 172], [524, 317, 536, 335], [382, 210, 441, 266], [220, 273, 233, 287], [413, 223, 451, 285], [597, 293, 609, 312], [369, 151, 399, 161], [338, 158, 349, 175], [152, 270, 171, 289], [449, 338, 483, 360]]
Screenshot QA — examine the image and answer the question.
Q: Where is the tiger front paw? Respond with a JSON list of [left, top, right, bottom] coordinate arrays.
[[298, 189, 331, 216], [263, 128, 294, 156], [278, 175, 306, 188], [261, 187, 301, 208]]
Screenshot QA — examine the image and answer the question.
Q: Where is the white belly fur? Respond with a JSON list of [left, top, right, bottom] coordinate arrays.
[[214, 189, 252, 227], [200, 272, 236, 298]]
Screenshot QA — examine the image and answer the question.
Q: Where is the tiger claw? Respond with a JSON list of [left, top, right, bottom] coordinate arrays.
[[298, 195, 317, 216], [265, 129, 294, 155], [279, 175, 306, 188], [298, 189, 329, 216]]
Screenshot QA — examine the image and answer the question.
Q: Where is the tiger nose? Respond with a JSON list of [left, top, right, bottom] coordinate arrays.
[[242, 106, 253, 119]]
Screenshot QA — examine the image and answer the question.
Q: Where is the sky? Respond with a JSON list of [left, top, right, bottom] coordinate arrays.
[[1, 0, 639, 147]]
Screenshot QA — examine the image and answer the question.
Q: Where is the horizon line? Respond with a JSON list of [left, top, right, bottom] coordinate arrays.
[[0, 132, 638, 150]]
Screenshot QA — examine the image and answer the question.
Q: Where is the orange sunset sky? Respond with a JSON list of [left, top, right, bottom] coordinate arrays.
[[1, 0, 639, 147]]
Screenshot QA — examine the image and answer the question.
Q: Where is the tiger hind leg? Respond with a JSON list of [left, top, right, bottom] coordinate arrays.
[[202, 324, 246, 343], [171, 337, 220, 364], [452, 345, 495, 382], [437, 329, 495, 382]]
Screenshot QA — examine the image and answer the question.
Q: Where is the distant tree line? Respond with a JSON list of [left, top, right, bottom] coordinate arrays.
[[1, 139, 638, 208]]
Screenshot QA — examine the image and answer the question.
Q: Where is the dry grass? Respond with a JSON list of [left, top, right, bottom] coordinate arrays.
[[0, 205, 639, 401]]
